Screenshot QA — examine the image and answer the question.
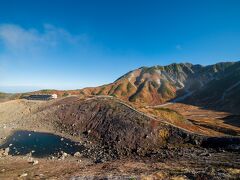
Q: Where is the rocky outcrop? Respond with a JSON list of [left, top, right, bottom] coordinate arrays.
[[53, 97, 203, 156]]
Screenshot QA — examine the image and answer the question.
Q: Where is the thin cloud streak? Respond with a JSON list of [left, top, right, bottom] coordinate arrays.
[[0, 23, 87, 54]]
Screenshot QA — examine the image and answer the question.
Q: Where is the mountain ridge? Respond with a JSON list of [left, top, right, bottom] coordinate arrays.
[[15, 61, 240, 114], [78, 61, 239, 107]]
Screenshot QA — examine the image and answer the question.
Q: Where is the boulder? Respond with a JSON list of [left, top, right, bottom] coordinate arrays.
[[3, 148, 10, 156], [74, 152, 82, 158]]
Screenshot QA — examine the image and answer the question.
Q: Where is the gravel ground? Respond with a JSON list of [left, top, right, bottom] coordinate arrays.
[[0, 98, 239, 179]]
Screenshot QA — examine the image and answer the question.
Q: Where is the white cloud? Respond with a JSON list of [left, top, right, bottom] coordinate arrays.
[[0, 23, 86, 53]]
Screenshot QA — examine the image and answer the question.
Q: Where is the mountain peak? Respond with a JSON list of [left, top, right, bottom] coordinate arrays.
[[80, 61, 240, 108]]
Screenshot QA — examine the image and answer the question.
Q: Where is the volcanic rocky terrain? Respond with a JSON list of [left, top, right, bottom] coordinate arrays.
[[0, 62, 240, 179]]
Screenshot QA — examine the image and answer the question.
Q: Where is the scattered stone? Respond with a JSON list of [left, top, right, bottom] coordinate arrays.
[[61, 138, 64, 141], [27, 152, 32, 157], [228, 144, 240, 150], [74, 152, 82, 158], [205, 166, 215, 175], [27, 157, 34, 163], [28, 134, 31, 136], [73, 132, 77, 136], [27, 157, 39, 165], [200, 152, 211, 157], [1, 169, 5, 173], [9, 144, 13, 147], [20, 173, 28, 177], [48, 156, 55, 160], [33, 160, 39, 165], [3, 147, 10, 156], [59, 151, 68, 160], [0, 149, 4, 157], [94, 158, 104, 164]]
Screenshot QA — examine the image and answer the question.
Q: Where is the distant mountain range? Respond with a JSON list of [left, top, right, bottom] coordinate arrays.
[[4, 61, 240, 114], [76, 61, 240, 113]]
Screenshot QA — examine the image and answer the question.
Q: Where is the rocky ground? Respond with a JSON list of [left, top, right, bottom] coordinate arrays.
[[0, 97, 240, 179], [0, 149, 240, 179], [161, 103, 240, 136]]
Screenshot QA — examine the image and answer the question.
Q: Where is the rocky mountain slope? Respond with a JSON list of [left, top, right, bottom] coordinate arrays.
[[20, 61, 240, 113], [0, 95, 240, 179], [35, 96, 239, 157], [184, 61, 240, 113], [47, 97, 202, 157], [0, 97, 212, 157], [81, 61, 240, 112], [75, 61, 239, 113]]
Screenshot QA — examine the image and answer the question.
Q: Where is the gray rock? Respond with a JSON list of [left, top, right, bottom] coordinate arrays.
[[33, 160, 39, 165], [27, 157, 34, 163], [74, 152, 82, 158], [59, 151, 68, 160], [3, 148, 10, 156], [20, 173, 28, 177]]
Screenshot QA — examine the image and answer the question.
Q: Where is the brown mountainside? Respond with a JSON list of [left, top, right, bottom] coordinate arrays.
[[22, 61, 240, 113]]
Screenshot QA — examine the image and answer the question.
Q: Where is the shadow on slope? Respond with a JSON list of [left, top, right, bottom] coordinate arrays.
[[221, 115, 240, 128]]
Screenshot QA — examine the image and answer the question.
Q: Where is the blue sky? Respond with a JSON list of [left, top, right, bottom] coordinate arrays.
[[0, 0, 240, 92]]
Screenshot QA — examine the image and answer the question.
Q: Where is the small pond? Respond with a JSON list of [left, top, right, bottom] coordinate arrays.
[[0, 130, 85, 157]]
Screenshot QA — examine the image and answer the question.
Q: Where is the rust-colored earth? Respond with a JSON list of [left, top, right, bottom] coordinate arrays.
[[0, 96, 239, 179]]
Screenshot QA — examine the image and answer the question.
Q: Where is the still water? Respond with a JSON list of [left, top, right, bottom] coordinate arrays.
[[0, 130, 84, 157]]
